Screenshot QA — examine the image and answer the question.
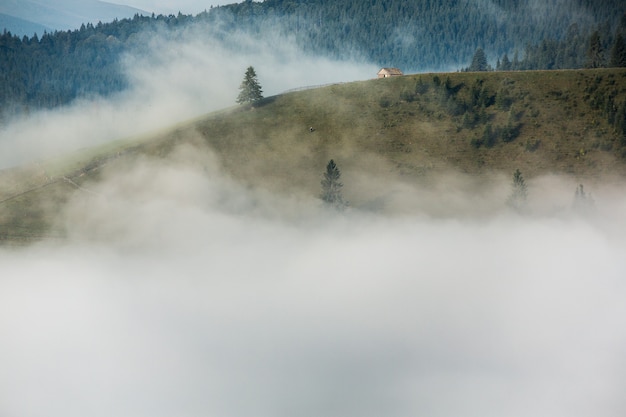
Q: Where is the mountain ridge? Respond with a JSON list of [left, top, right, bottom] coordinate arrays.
[[0, 0, 147, 36], [0, 13, 51, 36]]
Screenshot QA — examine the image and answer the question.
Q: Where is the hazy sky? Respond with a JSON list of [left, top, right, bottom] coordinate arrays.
[[117, 0, 246, 15]]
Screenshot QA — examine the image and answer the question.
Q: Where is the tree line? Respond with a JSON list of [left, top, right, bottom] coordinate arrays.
[[220, 0, 626, 71], [464, 14, 626, 71], [0, 13, 190, 116], [494, 17, 626, 71]]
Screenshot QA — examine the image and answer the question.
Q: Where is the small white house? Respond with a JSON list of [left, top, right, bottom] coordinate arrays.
[[377, 68, 403, 78]]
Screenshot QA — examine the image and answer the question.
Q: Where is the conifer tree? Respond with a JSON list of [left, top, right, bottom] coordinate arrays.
[[500, 53, 511, 70], [512, 50, 520, 70], [469, 48, 489, 71], [587, 30, 605, 68], [507, 169, 528, 211], [236, 66, 263, 104], [573, 184, 595, 214], [320, 159, 346, 209], [609, 33, 626, 67]]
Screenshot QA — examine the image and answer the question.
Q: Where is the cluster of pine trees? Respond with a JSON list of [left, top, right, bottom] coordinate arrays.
[[220, 0, 626, 71], [320, 162, 596, 216], [1, 0, 626, 117], [0, 12, 204, 116], [493, 16, 626, 71]]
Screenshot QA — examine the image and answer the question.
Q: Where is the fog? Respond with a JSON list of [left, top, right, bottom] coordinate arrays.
[[0, 24, 376, 168], [1, 16, 626, 417], [1, 150, 626, 417]]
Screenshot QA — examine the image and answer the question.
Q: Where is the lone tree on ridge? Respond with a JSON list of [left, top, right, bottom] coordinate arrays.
[[236, 66, 263, 104], [320, 159, 346, 209]]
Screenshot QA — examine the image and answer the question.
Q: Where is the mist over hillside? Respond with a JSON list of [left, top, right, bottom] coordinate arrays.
[[0, 25, 376, 169], [1, 141, 626, 417], [1, 3, 626, 416]]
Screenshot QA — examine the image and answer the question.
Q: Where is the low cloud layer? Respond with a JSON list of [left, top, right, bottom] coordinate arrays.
[[1, 148, 626, 417], [0, 23, 376, 168]]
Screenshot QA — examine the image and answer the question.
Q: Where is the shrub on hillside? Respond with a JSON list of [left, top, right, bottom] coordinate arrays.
[[415, 78, 430, 95], [483, 123, 496, 147], [400, 89, 416, 102], [470, 137, 483, 148], [500, 122, 522, 142], [470, 79, 495, 108], [525, 139, 541, 152], [496, 86, 515, 109], [379, 96, 393, 108]]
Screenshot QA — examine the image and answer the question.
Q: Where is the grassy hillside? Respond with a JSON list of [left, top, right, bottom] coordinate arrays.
[[2, 68, 626, 244]]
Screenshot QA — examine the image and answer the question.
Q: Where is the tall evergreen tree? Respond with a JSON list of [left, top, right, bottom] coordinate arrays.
[[609, 33, 626, 67], [500, 53, 512, 70], [468, 48, 489, 71], [587, 30, 605, 68], [320, 159, 345, 209], [512, 50, 520, 70], [236, 66, 263, 104], [507, 169, 528, 211]]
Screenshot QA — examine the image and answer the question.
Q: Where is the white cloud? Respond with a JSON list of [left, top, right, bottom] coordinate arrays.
[[0, 22, 376, 168], [1, 152, 626, 417]]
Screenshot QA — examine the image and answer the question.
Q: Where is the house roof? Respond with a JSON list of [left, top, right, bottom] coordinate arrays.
[[378, 67, 403, 75]]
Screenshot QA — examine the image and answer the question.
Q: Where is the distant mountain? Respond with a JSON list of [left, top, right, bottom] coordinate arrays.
[[0, 12, 51, 37], [0, 0, 147, 36]]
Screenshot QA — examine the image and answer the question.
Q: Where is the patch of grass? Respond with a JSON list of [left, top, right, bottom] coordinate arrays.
[[525, 139, 541, 152]]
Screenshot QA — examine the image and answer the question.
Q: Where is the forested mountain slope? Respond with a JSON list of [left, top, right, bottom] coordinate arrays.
[[1, 0, 625, 115], [218, 0, 626, 70]]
